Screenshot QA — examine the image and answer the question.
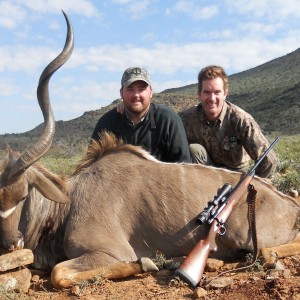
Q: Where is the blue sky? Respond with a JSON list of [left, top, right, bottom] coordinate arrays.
[[1, 0, 300, 134]]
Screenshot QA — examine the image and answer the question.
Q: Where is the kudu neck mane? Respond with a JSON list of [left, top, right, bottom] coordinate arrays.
[[73, 132, 157, 175]]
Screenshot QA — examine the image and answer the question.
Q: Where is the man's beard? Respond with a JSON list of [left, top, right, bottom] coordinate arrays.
[[127, 102, 149, 115]]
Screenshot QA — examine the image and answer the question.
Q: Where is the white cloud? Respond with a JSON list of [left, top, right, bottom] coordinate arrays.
[[14, 0, 100, 17], [278, 0, 300, 17], [0, 46, 63, 73], [238, 22, 280, 36], [191, 29, 234, 40], [141, 32, 158, 43], [0, 79, 19, 96], [128, 0, 152, 19], [49, 20, 61, 30], [52, 80, 120, 104], [112, 0, 134, 4], [71, 34, 299, 76], [2, 29, 299, 84], [0, 1, 27, 29], [154, 79, 196, 93], [53, 101, 102, 114], [111, 0, 154, 19], [173, 0, 219, 20], [225, 0, 300, 19]]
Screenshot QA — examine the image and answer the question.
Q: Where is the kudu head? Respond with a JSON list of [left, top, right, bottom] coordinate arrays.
[[0, 11, 74, 251]]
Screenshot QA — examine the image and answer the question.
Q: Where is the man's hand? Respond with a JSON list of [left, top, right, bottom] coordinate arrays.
[[116, 101, 125, 114]]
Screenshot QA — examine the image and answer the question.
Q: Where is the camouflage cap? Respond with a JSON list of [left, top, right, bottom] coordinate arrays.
[[121, 67, 151, 88]]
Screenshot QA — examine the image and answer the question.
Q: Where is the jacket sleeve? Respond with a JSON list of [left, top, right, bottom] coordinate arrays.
[[90, 109, 119, 142], [91, 119, 103, 141], [166, 113, 192, 163], [237, 117, 278, 178]]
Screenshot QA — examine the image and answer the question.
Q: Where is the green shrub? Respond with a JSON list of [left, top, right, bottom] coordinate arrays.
[[272, 135, 300, 194], [272, 170, 300, 194], [40, 155, 80, 175]]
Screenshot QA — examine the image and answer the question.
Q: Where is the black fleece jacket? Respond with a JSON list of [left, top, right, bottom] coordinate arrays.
[[91, 103, 191, 163]]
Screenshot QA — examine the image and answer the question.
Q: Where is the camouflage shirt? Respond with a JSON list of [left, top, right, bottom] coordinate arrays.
[[179, 101, 277, 178]]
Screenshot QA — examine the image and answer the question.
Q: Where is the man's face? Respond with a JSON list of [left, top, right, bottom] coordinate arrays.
[[120, 80, 153, 115], [198, 77, 228, 121]]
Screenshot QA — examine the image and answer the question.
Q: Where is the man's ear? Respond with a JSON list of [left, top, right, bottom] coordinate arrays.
[[120, 87, 123, 98], [149, 86, 153, 98], [197, 91, 201, 101]]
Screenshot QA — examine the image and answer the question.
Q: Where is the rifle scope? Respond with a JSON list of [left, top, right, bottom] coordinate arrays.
[[196, 183, 232, 225]]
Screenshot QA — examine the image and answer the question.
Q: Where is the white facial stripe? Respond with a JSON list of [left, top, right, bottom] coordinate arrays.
[[0, 206, 17, 219]]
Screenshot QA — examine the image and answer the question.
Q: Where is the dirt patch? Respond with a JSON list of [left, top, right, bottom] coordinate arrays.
[[7, 254, 299, 300]]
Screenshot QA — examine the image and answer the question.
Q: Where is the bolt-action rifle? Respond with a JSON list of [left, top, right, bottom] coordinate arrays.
[[175, 137, 280, 288]]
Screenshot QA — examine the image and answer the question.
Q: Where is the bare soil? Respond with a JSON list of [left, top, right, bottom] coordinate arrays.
[[14, 254, 299, 300]]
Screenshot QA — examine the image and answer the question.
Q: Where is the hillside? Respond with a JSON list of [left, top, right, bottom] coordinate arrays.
[[163, 47, 300, 134], [1, 47, 300, 155]]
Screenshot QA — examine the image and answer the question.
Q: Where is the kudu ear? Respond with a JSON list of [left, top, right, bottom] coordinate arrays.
[[28, 168, 70, 204], [6, 144, 17, 164]]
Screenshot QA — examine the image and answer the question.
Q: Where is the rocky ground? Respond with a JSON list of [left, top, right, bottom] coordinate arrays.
[[2, 254, 299, 300]]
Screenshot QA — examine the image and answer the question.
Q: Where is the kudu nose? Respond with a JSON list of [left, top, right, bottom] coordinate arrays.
[[2, 231, 24, 251]]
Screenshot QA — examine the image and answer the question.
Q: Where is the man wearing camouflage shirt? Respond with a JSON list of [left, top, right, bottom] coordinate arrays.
[[179, 65, 277, 178]]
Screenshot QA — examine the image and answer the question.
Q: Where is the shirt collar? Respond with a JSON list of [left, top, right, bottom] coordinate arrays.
[[125, 107, 150, 126], [218, 101, 228, 125], [198, 101, 228, 127]]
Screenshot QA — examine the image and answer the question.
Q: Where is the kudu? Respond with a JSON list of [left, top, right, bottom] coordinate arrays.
[[0, 12, 300, 290]]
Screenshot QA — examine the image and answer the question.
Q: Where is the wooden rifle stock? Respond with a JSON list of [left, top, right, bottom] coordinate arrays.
[[176, 137, 280, 288]]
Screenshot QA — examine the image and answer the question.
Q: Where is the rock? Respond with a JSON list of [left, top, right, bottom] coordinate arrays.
[[288, 189, 299, 198], [205, 271, 218, 280], [0, 268, 32, 292], [71, 285, 81, 296], [205, 258, 224, 271], [193, 287, 207, 299], [27, 288, 36, 297], [156, 269, 171, 277], [31, 274, 40, 283], [0, 249, 34, 272], [292, 294, 300, 300], [207, 277, 234, 289], [263, 251, 278, 269], [275, 260, 285, 270], [222, 261, 245, 271], [267, 269, 291, 279]]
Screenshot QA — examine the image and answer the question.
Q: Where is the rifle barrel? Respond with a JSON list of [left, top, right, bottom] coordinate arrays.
[[247, 137, 280, 176]]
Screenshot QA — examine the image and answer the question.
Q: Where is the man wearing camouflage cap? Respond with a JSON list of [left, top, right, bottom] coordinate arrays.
[[179, 65, 277, 178], [91, 66, 191, 163]]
